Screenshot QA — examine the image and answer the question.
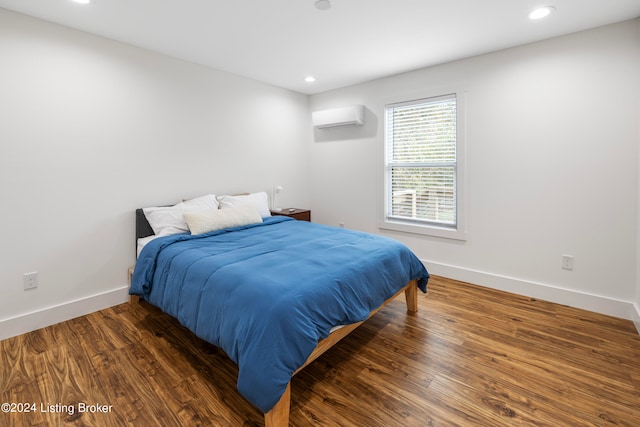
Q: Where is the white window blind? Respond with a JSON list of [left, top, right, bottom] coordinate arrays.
[[385, 94, 457, 228]]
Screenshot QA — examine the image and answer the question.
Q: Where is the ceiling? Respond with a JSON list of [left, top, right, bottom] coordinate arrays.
[[1, 0, 639, 95]]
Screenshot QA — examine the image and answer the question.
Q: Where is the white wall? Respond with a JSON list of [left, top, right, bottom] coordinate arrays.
[[636, 18, 640, 332], [1, 8, 638, 341], [0, 9, 310, 340], [309, 20, 640, 321]]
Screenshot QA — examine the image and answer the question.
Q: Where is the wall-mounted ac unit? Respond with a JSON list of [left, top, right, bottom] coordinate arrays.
[[312, 105, 364, 129]]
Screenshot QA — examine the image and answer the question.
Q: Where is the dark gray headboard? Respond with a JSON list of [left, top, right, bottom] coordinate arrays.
[[136, 208, 155, 240]]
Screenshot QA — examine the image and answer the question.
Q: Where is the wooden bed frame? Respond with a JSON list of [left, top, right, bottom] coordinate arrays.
[[130, 208, 419, 427], [263, 281, 418, 427]]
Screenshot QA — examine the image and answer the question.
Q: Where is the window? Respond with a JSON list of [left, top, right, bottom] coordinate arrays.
[[382, 92, 465, 240]]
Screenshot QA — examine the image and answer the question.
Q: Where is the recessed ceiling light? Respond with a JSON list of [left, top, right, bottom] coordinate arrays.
[[314, 0, 331, 11], [72, 0, 91, 4], [305, 76, 317, 83], [529, 6, 556, 20]]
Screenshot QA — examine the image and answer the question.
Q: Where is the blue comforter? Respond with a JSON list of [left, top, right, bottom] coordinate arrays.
[[130, 216, 429, 413]]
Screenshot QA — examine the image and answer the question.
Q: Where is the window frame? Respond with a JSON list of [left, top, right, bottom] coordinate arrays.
[[379, 88, 467, 241]]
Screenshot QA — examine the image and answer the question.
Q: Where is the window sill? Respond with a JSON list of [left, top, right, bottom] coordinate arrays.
[[378, 220, 467, 241]]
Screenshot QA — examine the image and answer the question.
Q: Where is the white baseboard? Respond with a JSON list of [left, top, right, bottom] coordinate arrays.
[[425, 260, 637, 323], [2, 268, 638, 341], [633, 303, 640, 335], [0, 286, 130, 341]]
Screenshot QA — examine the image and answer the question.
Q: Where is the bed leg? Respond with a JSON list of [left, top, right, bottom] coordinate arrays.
[[264, 382, 291, 427], [128, 267, 140, 304], [405, 281, 418, 313]]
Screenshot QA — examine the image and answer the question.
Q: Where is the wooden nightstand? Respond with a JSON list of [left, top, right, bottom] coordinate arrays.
[[271, 208, 311, 222]]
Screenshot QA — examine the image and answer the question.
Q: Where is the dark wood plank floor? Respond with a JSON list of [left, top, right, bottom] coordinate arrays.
[[2, 276, 639, 426]]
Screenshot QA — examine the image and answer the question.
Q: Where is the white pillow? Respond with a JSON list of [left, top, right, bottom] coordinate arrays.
[[184, 204, 263, 235], [217, 192, 271, 218], [143, 194, 219, 236]]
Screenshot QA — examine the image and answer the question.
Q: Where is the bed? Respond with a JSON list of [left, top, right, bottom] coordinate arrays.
[[129, 193, 429, 426]]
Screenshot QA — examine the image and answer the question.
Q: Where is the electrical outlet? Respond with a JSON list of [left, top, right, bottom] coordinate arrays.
[[23, 272, 38, 290], [561, 255, 574, 271]]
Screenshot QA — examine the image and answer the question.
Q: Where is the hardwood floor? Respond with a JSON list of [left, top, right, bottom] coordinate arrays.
[[2, 276, 639, 426]]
